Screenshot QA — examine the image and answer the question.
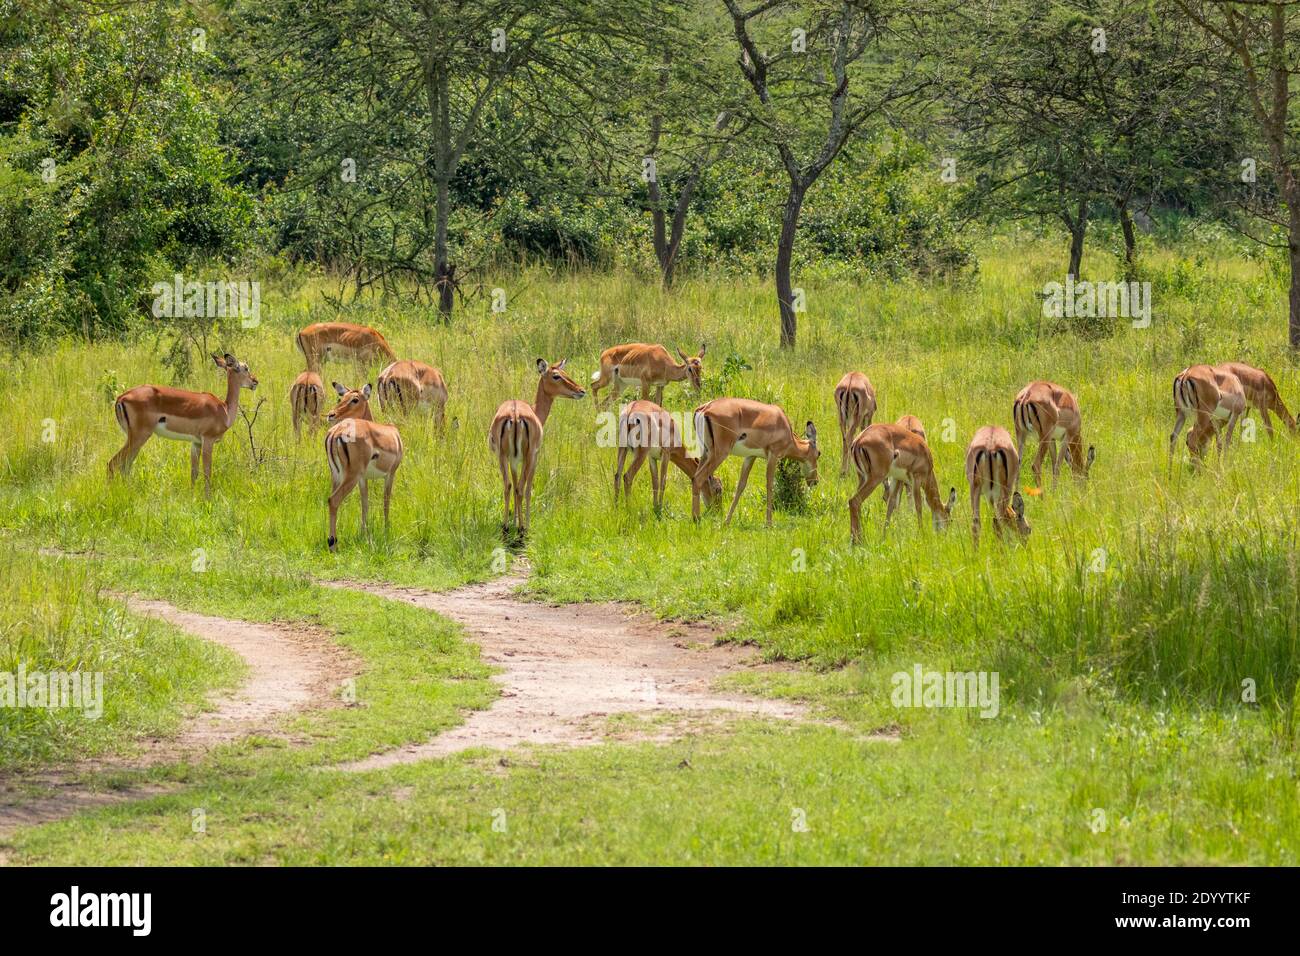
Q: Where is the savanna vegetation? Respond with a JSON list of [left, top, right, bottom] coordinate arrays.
[[2, 0, 1300, 865]]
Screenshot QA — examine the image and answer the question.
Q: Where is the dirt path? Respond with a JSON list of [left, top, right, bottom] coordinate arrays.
[[0, 597, 356, 841], [327, 573, 818, 771]]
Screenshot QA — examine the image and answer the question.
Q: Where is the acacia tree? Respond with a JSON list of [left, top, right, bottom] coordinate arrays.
[[724, 0, 928, 348], [1175, 0, 1300, 349], [255, 0, 651, 319]]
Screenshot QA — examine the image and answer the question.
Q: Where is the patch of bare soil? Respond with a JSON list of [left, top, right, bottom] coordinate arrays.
[[326, 573, 822, 771], [0, 597, 357, 842]]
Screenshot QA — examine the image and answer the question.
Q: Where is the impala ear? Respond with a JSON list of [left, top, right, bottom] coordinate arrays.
[[1012, 491, 1025, 519], [946, 487, 957, 511], [362, 383, 372, 399], [333, 381, 347, 396], [212, 352, 227, 369], [535, 358, 548, 374], [1086, 445, 1096, 472], [678, 348, 690, 363], [805, 420, 817, 443], [555, 358, 567, 370], [698, 342, 706, 357], [223, 352, 237, 366]]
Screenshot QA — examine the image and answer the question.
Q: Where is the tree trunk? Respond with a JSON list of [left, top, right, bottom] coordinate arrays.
[[1117, 201, 1136, 271], [776, 180, 807, 349], [434, 174, 453, 319], [1289, 197, 1300, 350], [1066, 198, 1089, 280]]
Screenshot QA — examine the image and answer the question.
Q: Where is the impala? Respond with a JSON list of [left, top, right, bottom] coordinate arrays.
[[590, 342, 705, 407], [833, 372, 877, 475], [289, 370, 325, 438], [489, 358, 586, 532], [324, 382, 403, 552], [1216, 361, 1296, 438], [965, 426, 1030, 546], [848, 422, 955, 542], [614, 399, 721, 511], [882, 414, 925, 500], [296, 322, 396, 373], [377, 359, 448, 428], [1170, 364, 1245, 470], [1012, 380, 1094, 491], [691, 398, 819, 526], [108, 352, 258, 496]]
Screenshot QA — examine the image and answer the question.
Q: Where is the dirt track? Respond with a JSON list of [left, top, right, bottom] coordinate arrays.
[[327, 573, 814, 770]]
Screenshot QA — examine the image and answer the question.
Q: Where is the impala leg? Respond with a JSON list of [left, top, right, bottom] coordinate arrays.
[[840, 424, 851, 477], [614, 445, 629, 501], [511, 460, 524, 532], [884, 480, 901, 528], [1258, 405, 1274, 439], [912, 481, 924, 525], [1168, 410, 1187, 475], [327, 474, 359, 551], [848, 473, 885, 544], [201, 439, 214, 498], [654, 385, 664, 405], [656, 456, 670, 511], [359, 478, 370, 537], [625, 447, 648, 500], [383, 468, 396, 532], [764, 455, 779, 527], [434, 398, 446, 433], [1050, 440, 1064, 488], [1031, 439, 1049, 491], [108, 432, 149, 478], [190, 442, 201, 487], [724, 457, 756, 526], [521, 449, 540, 532], [692, 446, 728, 521], [1223, 410, 1241, 456], [970, 486, 982, 546]]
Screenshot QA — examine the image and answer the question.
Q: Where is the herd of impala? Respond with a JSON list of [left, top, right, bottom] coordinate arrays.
[[106, 321, 1297, 548]]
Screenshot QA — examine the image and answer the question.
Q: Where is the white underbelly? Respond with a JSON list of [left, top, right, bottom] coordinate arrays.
[[615, 373, 643, 387], [365, 462, 387, 479], [155, 421, 199, 442], [1050, 425, 1067, 440], [888, 464, 909, 482], [732, 439, 766, 458], [1212, 403, 1232, 420]]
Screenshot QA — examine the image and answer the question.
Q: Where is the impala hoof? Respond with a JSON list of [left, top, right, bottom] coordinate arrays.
[[327, 535, 337, 551]]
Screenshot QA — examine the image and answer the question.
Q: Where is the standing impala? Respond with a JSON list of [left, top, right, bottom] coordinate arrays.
[[489, 359, 586, 533], [296, 322, 396, 372], [377, 359, 448, 428], [966, 426, 1030, 546], [847, 422, 955, 542], [1216, 361, 1296, 438], [1170, 364, 1246, 470], [1012, 380, 1095, 491], [590, 342, 704, 407], [833, 372, 877, 475], [690, 398, 819, 526], [614, 400, 721, 511], [324, 383, 403, 552], [290, 370, 325, 439], [108, 352, 258, 496]]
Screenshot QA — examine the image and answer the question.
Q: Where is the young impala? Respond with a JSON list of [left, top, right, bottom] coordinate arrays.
[[833, 372, 877, 475], [377, 359, 448, 428], [289, 370, 325, 439], [324, 383, 403, 552], [847, 422, 955, 542], [590, 343, 704, 407], [691, 398, 819, 526], [1216, 361, 1296, 438], [1170, 364, 1246, 470], [1012, 380, 1094, 491], [489, 359, 586, 533], [965, 426, 1030, 546], [108, 352, 258, 496], [613, 399, 721, 511], [296, 322, 396, 373]]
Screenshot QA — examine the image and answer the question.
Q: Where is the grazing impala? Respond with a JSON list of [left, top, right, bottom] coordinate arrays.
[[489, 359, 586, 532], [590, 343, 704, 407], [848, 423, 955, 542], [324, 383, 403, 551], [966, 426, 1030, 546], [108, 352, 258, 496], [1170, 364, 1246, 470], [833, 372, 877, 475], [377, 360, 448, 427], [894, 414, 925, 440], [614, 400, 721, 511], [1216, 361, 1296, 438], [289, 370, 325, 439], [1012, 381, 1094, 491], [296, 322, 396, 372], [691, 398, 819, 526]]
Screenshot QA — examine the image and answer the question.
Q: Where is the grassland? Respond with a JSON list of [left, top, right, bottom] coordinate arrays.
[[2, 233, 1299, 864]]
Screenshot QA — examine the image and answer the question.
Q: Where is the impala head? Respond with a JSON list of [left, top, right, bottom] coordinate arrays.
[[1064, 443, 1097, 479], [1008, 490, 1031, 537], [327, 382, 373, 422], [796, 420, 820, 486], [536, 358, 585, 400], [676, 343, 706, 390], [212, 352, 258, 390], [935, 487, 957, 531]]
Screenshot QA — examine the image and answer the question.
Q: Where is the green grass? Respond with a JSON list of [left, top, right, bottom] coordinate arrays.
[[3, 234, 1300, 863]]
